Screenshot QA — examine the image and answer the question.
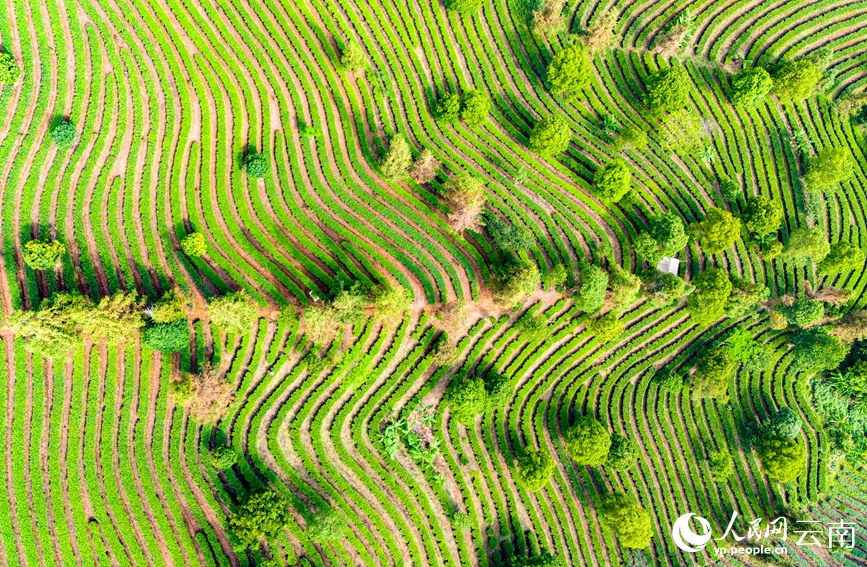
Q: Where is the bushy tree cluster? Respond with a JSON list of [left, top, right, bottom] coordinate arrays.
[[804, 147, 854, 191], [755, 435, 805, 482], [487, 214, 534, 253], [607, 264, 641, 310], [547, 41, 592, 97], [730, 67, 773, 107], [446, 374, 487, 423], [778, 298, 824, 328], [494, 261, 540, 306], [181, 232, 206, 256], [444, 173, 486, 232], [148, 289, 190, 324], [0, 52, 21, 84], [514, 446, 554, 491], [143, 320, 190, 351], [634, 212, 688, 264], [643, 272, 694, 307], [781, 227, 830, 264], [409, 150, 441, 184], [528, 115, 572, 156], [790, 327, 849, 375], [598, 493, 653, 548], [689, 207, 740, 254], [727, 326, 774, 372], [690, 346, 736, 402], [171, 365, 235, 423], [371, 284, 412, 325], [574, 263, 608, 314], [605, 434, 639, 470], [686, 267, 731, 325], [819, 241, 864, 276], [208, 291, 261, 335], [460, 89, 490, 127], [229, 490, 292, 545], [340, 41, 366, 72], [588, 312, 624, 344], [725, 276, 770, 318], [592, 158, 632, 203], [708, 450, 733, 481], [742, 195, 782, 236], [643, 64, 690, 113], [306, 505, 347, 542], [380, 134, 413, 179], [563, 414, 610, 465], [244, 151, 268, 178], [50, 121, 77, 147], [772, 59, 822, 102], [22, 239, 65, 270], [445, 0, 484, 14]]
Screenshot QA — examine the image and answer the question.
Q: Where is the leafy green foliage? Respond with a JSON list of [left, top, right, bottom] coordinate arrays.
[[143, 321, 190, 352], [563, 414, 610, 465], [446, 375, 487, 423], [588, 312, 623, 344], [819, 241, 864, 276], [644, 272, 694, 307], [755, 436, 806, 482], [546, 41, 592, 96], [708, 450, 733, 481], [515, 314, 547, 340], [149, 289, 189, 324], [689, 207, 741, 254], [686, 268, 732, 325], [778, 298, 824, 328], [767, 407, 802, 439], [790, 327, 849, 375], [330, 281, 369, 325], [301, 303, 339, 345], [82, 292, 145, 346], [598, 493, 653, 549], [781, 227, 830, 264], [605, 434, 639, 470], [371, 284, 411, 324], [727, 326, 774, 372], [180, 232, 206, 257], [730, 67, 773, 107], [742, 195, 782, 236], [719, 177, 742, 203], [0, 52, 21, 84], [208, 291, 261, 335], [772, 59, 822, 101], [483, 371, 511, 409], [445, 0, 484, 14], [614, 125, 648, 152], [592, 158, 631, 203], [637, 212, 689, 263], [380, 134, 413, 179], [50, 121, 77, 147], [22, 239, 65, 270], [643, 64, 690, 113], [504, 550, 560, 567], [514, 447, 554, 491], [8, 293, 91, 357], [575, 263, 608, 314], [435, 91, 462, 122], [542, 264, 568, 291], [487, 214, 533, 252], [804, 147, 854, 190], [444, 173, 486, 232], [460, 89, 490, 127], [494, 261, 540, 306], [529, 114, 571, 156], [229, 490, 292, 545], [725, 276, 769, 318], [340, 41, 366, 71], [608, 264, 641, 310], [244, 152, 268, 178], [691, 346, 736, 402], [210, 446, 237, 469], [654, 371, 684, 393], [306, 505, 347, 542]]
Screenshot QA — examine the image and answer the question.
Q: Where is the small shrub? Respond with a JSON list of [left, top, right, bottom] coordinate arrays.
[[180, 232, 207, 256], [50, 121, 77, 147], [244, 152, 268, 178], [143, 320, 190, 352], [0, 52, 21, 84], [22, 239, 65, 270]]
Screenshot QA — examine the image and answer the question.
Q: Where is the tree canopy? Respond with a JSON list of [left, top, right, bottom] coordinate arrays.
[[444, 173, 486, 232], [686, 267, 732, 325], [371, 284, 411, 324], [22, 239, 65, 270], [445, 0, 484, 14], [689, 207, 741, 254], [598, 493, 653, 548], [778, 298, 824, 328], [0, 52, 21, 84], [766, 407, 802, 439], [605, 434, 639, 470], [755, 436, 806, 482], [528, 114, 572, 156], [460, 89, 490, 127], [690, 346, 736, 402], [447, 375, 487, 423], [725, 275, 770, 318], [494, 261, 540, 306], [781, 227, 830, 264], [435, 91, 462, 123], [181, 232, 207, 257], [819, 241, 864, 276], [149, 289, 189, 324], [592, 158, 632, 203], [244, 152, 268, 178], [804, 147, 854, 190], [772, 59, 822, 101], [487, 214, 534, 253], [143, 320, 190, 352], [588, 312, 624, 344], [563, 414, 611, 465], [575, 263, 608, 314], [614, 125, 648, 153], [514, 447, 555, 491], [306, 506, 347, 543], [228, 490, 292, 545], [340, 41, 366, 72], [708, 450, 734, 481], [50, 121, 77, 147], [546, 41, 592, 96], [380, 134, 413, 179], [730, 67, 773, 107], [643, 64, 690, 113], [742, 195, 783, 236], [790, 327, 849, 375], [208, 291, 261, 335]]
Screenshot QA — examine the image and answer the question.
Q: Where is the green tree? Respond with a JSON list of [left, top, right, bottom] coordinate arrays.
[[306, 506, 347, 543], [380, 134, 413, 179], [542, 264, 568, 291], [649, 212, 689, 257], [149, 289, 189, 324], [50, 121, 77, 147], [460, 89, 490, 127], [755, 436, 806, 482], [445, 0, 484, 14], [691, 346, 736, 402], [819, 241, 864, 276], [643, 64, 690, 113], [450, 511, 472, 532], [328, 280, 369, 325], [598, 493, 653, 549], [180, 232, 206, 257], [446, 375, 487, 424], [371, 284, 411, 324], [608, 264, 641, 310], [340, 41, 366, 72], [592, 158, 631, 203], [229, 490, 292, 545], [588, 312, 623, 344], [804, 147, 854, 190], [790, 327, 849, 374], [529, 114, 572, 156], [210, 446, 237, 469], [708, 450, 734, 481], [634, 231, 664, 265], [725, 276, 769, 318], [0, 52, 21, 84], [444, 173, 486, 232], [494, 261, 540, 306], [767, 407, 802, 439], [742, 195, 783, 236], [435, 91, 462, 123], [778, 298, 824, 328], [730, 67, 773, 107], [781, 227, 830, 264], [515, 314, 548, 340], [487, 214, 533, 253], [772, 59, 822, 102], [605, 434, 639, 471], [7, 293, 91, 357], [301, 303, 339, 345], [244, 151, 268, 178], [507, 550, 560, 567], [514, 447, 554, 491], [614, 125, 648, 153], [208, 291, 260, 335], [575, 263, 608, 314], [686, 268, 732, 325], [22, 239, 65, 270], [143, 320, 190, 352], [644, 272, 694, 307], [689, 207, 741, 254], [81, 291, 145, 345], [483, 371, 511, 409], [563, 414, 611, 465], [727, 326, 774, 372], [719, 176, 742, 203], [546, 41, 592, 96]]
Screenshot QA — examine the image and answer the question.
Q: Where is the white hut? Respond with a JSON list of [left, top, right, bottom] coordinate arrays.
[[656, 257, 680, 275]]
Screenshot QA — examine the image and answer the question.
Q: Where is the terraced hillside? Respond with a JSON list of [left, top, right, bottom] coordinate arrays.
[[1, 0, 867, 565]]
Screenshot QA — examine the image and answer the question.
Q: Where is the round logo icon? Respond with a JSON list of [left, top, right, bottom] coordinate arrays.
[[671, 513, 713, 552]]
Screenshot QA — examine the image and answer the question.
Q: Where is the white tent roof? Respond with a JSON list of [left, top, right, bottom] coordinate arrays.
[[656, 256, 680, 275]]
